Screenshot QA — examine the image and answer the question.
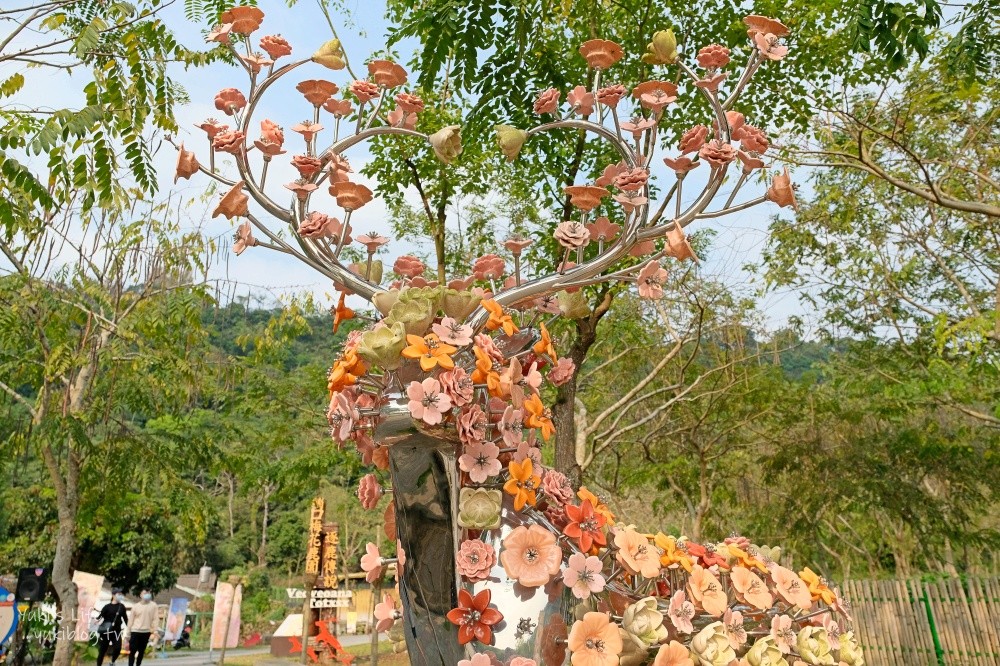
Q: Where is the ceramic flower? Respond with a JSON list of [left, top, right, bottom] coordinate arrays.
[[459, 440, 501, 483], [296, 79, 338, 106], [614, 527, 661, 578], [534, 88, 560, 114], [641, 29, 678, 65], [586, 217, 620, 242], [360, 542, 383, 582], [330, 181, 374, 211], [367, 59, 407, 87], [637, 261, 668, 299], [688, 565, 728, 617], [457, 539, 497, 582], [440, 289, 481, 321], [482, 299, 518, 336], [324, 98, 353, 116], [206, 23, 232, 44], [668, 590, 695, 633], [373, 594, 396, 632], [730, 566, 774, 610], [622, 596, 669, 649], [723, 609, 747, 650], [496, 124, 529, 161], [769, 615, 795, 654], [503, 458, 541, 511], [522, 393, 554, 441], [563, 553, 606, 600], [259, 118, 284, 145], [297, 211, 339, 238], [548, 357, 576, 386], [429, 125, 463, 164], [568, 612, 622, 666], [564, 185, 608, 212], [438, 367, 474, 407], [654, 641, 694, 666], [510, 659, 537, 666], [738, 125, 769, 153], [754, 32, 788, 60], [405, 377, 452, 425], [796, 627, 835, 666], [579, 39, 624, 69], [472, 253, 507, 280], [291, 121, 323, 142], [357, 473, 383, 510], [212, 130, 245, 155], [596, 84, 627, 107], [213, 182, 249, 220], [259, 34, 291, 59], [820, 614, 841, 651], [766, 167, 797, 209], [384, 298, 435, 336], [174, 143, 200, 183], [770, 563, 813, 610], [837, 631, 864, 666], [690, 622, 736, 666], [799, 567, 836, 605], [554, 221, 591, 250], [500, 524, 561, 587], [621, 116, 656, 139], [220, 6, 263, 34], [291, 154, 323, 179], [356, 321, 407, 370], [699, 139, 737, 168], [678, 125, 709, 154], [457, 487, 502, 529], [654, 533, 693, 572], [401, 333, 457, 371], [746, 637, 788, 666], [697, 44, 731, 69], [447, 588, 503, 645], [744, 15, 790, 37], [564, 500, 607, 552], [665, 224, 698, 262], [312, 38, 346, 69]]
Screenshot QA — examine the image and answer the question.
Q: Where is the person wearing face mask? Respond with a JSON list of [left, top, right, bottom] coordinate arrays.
[[125, 590, 157, 666], [96, 588, 129, 666]]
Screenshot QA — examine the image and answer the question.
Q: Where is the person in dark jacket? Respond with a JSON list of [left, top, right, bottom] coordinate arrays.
[[96, 588, 129, 666]]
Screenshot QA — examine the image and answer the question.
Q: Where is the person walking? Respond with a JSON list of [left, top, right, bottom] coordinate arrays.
[[125, 590, 157, 666], [95, 588, 129, 666]]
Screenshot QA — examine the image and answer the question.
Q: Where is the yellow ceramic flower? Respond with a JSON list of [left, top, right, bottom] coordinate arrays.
[[401, 333, 457, 371], [690, 622, 735, 666], [799, 567, 836, 605], [746, 637, 789, 666], [795, 627, 835, 666], [578, 487, 615, 525], [357, 322, 407, 370], [532, 321, 558, 361], [496, 124, 528, 162], [727, 544, 769, 573], [837, 631, 864, 666], [483, 298, 519, 335], [503, 458, 540, 511], [654, 533, 693, 572]]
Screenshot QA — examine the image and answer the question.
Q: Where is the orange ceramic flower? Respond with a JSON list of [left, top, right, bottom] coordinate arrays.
[[500, 524, 562, 587], [332, 292, 355, 333], [564, 185, 608, 212], [799, 567, 836, 605], [577, 487, 615, 525], [654, 533, 693, 572], [330, 181, 374, 211], [482, 299, 518, 336], [579, 39, 624, 69], [743, 15, 790, 37], [212, 181, 249, 219], [564, 500, 607, 552], [174, 143, 200, 183], [766, 166, 797, 210], [367, 60, 408, 88], [632, 80, 678, 102], [401, 333, 457, 371], [503, 458, 541, 511], [532, 322, 558, 360], [665, 225, 698, 262], [522, 393, 554, 441], [446, 588, 503, 645], [654, 641, 694, 666], [614, 527, 661, 578], [328, 350, 366, 392], [567, 612, 622, 666], [296, 79, 339, 106], [730, 566, 774, 610], [220, 6, 264, 34], [727, 544, 768, 573], [259, 35, 292, 60], [688, 565, 728, 617]]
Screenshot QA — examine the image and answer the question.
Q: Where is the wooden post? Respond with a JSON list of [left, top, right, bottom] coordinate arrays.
[[301, 574, 315, 665], [370, 575, 381, 666]]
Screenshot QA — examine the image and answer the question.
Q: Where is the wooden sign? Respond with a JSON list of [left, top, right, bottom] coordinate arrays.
[[305, 498, 325, 576], [322, 524, 339, 588]]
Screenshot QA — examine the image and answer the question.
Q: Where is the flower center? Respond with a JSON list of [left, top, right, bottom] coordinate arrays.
[[578, 569, 593, 583], [580, 518, 598, 532], [475, 454, 489, 468], [524, 548, 538, 563], [468, 553, 480, 564], [422, 393, 439, 408], [464, 610, 481, 625], [585, 638, 605, 652]]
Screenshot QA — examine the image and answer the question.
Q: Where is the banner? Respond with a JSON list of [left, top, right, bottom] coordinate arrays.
[[0, 588, 17, 647], [71, 571, 104, 642], [209, 582, 242, 649], [163, 597, 188, 643]]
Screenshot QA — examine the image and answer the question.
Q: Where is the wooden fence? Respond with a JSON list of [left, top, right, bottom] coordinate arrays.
[[843, 577, 1000, 666]]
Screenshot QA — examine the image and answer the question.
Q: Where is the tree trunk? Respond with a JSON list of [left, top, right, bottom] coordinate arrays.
[[257, 484, 272, 568], [48, 445, 80, 666]]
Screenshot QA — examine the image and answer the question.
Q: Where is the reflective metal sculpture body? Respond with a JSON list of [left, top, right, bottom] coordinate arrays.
[[176, 9, 863, 666]]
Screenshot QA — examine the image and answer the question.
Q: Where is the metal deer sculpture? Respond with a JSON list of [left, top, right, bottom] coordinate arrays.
[[175, 9, 860, 666]]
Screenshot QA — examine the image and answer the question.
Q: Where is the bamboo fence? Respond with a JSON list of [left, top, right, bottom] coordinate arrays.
[[843, 577, 1000, 666]]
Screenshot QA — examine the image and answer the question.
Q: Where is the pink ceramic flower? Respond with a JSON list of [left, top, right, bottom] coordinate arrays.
[[595, 162, 628, 187], [723, 609, 747, 649], [206, 23, 232, 44], [770, 615, 795, 654], [350, 79, 380, 103], [239, 52, 272, 74], [438, 368, 474, 407], [821, 613, 842, 650], [614, 167, 649, 192], [567, 85, 595, 116], [395, 92, 424, 113], [360, 542, 383, 582], [393, 254, 425, 278], [458, 404, 487, 444], [637, 261, 668, 299], [500, 524, 562, 587], [668, 590, 695, 634], [406, 378, 452, 425], [541, 469, 575, 506], [663, 155, 701, 175], [504, 236, 533, 255], [498, 406, 523, 447], [699, 139, 737, 168], [231, 220, 255, 252], [458, 655, 492, 666], [291, 154, 323, 178], [754, 32, 788, 60], [586, 216, 620, 241], [533, 88, 560, 114], [514, 436, 542, 469], [459, 440, 502, 483], [613, 192, 648, 213], [679, 125, 709, 154], [259, 119, 284, 145], [213, 130, 245, 155], [770, 563, 813, 609], [548, 357, 576, 386], [432, 317, 473, 346], [510, 659, 537, 666], [387, 107, 417, 129], [614, 527, 661, 578], [357, 473, 384, 509], [554, 221, 591, 249], [456, 539, 497, 582], [620, 116, 656, 139], [327, 390, 357, 441], [259, 34, 291, 59], [373, 594, 397, 632], [214, 88, 247, 115], [639, 88, 676, 112], [688, 565, 728, 617], [695, 72, 728, 91], [739, 125, 769, 153], [472, 253, 506, 280], [596, 84, 627, 107], [697, 44, 731, 69], [563, 552, 606, 600], [738, 150, 767, 173], [297, 212, 342, 239]]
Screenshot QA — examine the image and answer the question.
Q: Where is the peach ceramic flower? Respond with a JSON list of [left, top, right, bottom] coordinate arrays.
[[405, 377, 452, 425], [220, 6, 264, 34], [392, 254, 425, 278], [350, 79, 380, 103], [196, 118, 228, 139], [503, 458, 541, 511], [579, 39, 624, 69], [457, 539, 496, 582], [212, 130, 245, 154], [566, 85, 595, 116], [291, 154, 323, 178], [754, 33, 788, 60], [665, 224, 698, 262], [637, 262, 668, 299], [614, 527, 660, 578], [688, 565, 728, 617], [596, 84, 627, 107], [239, 52, 272, 73], [699, 139, 737, 168], [368, 60, 408, 87], [522, 393, 554, 441], [472, 253, 506, 280], [459, 440, 501, 483], [330, 181, 373, 211], [356, 473, 383, 510], [259, 34, 291, 59], [510, 659, 537, 666], [585, 217, 620, 242], [401, 333, 457, 371], [446, 588, 503, 645], [174, 143, 199, 183], [743, 15, 790, 37], [738, 125, 769, 154], [291, 121, 323, 142], [283, 179, 318, 202], [231, 221, 256, 255], [534, 88, 560, 114], [731, 566, 774, 610], [679, 125, 709, 154], [212, 181, 249, 219], [564, 184, 608, 211], [766, 167, 797, 209], [568, 612, 622, 666], [206, 23, 232, 44], [394, 92, 424, 114], [458, 655, 492, 666], [548, 357, 576, 387], [439, 367, 474, 407], [697, 44, 731, 69], [323, 98, 353, 117], [500, 524, 561, 587], [633, 80, 678, 103], [770, 564, 813, 610], [668, 590, 695, 633], [664, 155, 700, 175], [296, 79, 339, 106], [621, 116, 656, 139], [554, 221, 591, 249], [259, 118, 284, 146], [770, 615, 795, 654], [655, 642, 694, 666]]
